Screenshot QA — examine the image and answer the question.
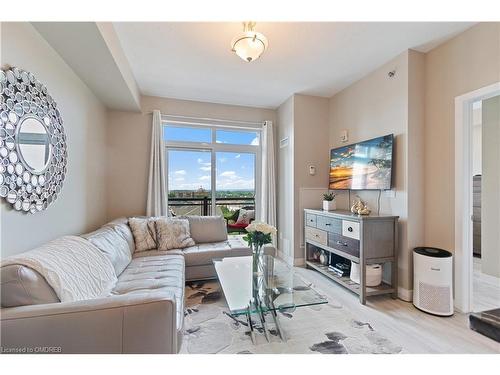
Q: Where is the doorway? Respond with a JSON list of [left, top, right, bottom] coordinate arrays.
[[455, 82, 500, 313]]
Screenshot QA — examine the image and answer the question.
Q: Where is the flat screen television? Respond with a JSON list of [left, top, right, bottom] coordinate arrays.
[[329, 134, 394, 190]]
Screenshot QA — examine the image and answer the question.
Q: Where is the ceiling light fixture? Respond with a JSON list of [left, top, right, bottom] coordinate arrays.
[[231, 22, 268, 63]]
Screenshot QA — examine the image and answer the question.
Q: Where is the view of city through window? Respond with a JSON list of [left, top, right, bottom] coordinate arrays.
[[165, 125, 258, 218]]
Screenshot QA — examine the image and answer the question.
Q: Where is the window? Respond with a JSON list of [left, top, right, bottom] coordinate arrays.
[[164, 122, 261, 220]]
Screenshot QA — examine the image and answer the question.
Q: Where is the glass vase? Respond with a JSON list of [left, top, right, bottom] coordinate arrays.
[[252, 243, 264, 277]]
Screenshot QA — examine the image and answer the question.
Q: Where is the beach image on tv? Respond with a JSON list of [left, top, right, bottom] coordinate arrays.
[[329, 134, 393, 190]]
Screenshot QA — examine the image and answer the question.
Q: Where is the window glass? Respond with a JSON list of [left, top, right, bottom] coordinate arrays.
[[215, 130, 260, 145], [164, 125, 211, 143]]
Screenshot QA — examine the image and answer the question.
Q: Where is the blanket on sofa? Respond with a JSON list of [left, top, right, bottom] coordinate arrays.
[[1, 236, 117, 302]]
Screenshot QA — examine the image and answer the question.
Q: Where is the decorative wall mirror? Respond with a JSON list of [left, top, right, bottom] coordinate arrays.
[[0, 67, 67, 213]]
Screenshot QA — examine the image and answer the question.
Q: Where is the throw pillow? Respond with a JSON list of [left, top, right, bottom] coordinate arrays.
[[236, 209, 255, 225], [155, 218, 195, 251], [128, 217, 158, 252]]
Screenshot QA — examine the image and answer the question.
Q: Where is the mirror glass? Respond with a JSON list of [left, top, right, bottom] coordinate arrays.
[[17, 116, 52, 173]]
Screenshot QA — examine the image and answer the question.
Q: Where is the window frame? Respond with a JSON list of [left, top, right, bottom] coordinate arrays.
[[163, 120, 262, 218]]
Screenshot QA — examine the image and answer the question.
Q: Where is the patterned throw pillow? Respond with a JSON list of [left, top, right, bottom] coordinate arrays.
[[236, 209, 255, 225], [128, 217, 158, 252], [155, 218, 195, 251]]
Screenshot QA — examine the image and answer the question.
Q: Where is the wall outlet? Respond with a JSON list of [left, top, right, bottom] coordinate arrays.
[[385, 189, 396, 198]]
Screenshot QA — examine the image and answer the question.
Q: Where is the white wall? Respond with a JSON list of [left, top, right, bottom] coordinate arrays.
[[277, 96, 294, 264], [276, 94, 330, 266], [1, 23, 108, 257], [424, 22, 500, 251], [481, 95, 500, 278], [328, 50, 425, 296], [293, 95, 330, 264]]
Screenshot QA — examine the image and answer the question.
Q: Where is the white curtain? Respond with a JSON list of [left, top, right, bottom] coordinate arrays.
[[260, 120, 277, 227], [146, 110, 169, 217]]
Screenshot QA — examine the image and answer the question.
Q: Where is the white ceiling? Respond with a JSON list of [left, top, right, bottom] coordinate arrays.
[[114, 22, 474, 109]]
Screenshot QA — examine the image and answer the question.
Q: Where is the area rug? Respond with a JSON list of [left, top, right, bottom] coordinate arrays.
[[179, 278, 405, 354]]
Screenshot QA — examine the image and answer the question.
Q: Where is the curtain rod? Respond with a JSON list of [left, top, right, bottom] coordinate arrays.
[[146, 112, 265, 127]]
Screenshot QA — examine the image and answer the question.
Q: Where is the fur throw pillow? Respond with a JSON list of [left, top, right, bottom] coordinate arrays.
[[155, 218, 195, 251], [128, 217, 158, 252]]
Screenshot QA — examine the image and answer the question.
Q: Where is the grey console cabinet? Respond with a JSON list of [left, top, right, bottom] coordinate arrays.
[[304, 209, 399, 304]]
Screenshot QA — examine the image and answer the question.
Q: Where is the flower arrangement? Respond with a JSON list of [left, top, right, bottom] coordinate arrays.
[[243, 222, 277, 276], [243, 221, 277, 248]]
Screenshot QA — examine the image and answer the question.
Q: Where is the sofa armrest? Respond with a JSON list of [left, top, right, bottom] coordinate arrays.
[[0, 291, 178, 354]]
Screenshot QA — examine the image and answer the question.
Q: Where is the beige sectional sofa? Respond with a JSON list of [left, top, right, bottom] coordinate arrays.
[[0, 215, 274, 354]]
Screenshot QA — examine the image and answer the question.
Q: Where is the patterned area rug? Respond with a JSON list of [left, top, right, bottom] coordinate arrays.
[[180, 278, 404, 354]]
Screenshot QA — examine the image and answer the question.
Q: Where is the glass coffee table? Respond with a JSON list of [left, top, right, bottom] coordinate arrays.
[[213, 255, 328, 343]]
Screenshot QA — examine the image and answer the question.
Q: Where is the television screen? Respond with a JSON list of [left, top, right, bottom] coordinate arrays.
[[329, 134, 394, 190]]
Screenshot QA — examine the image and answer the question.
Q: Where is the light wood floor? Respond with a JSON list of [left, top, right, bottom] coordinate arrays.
[[296, 266, 500, 354], [473, 257, 500, 312]]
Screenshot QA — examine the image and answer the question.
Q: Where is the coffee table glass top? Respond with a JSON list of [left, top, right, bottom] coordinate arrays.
[[213, 255, 328, 316]]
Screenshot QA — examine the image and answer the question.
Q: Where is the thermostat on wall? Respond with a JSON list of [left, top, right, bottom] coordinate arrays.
[[309, 166, 316, 175]]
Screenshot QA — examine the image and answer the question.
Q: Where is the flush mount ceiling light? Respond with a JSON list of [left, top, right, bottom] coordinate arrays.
[[231, 22, 268, 63]]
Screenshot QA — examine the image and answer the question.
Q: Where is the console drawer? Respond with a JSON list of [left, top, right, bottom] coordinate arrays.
[[342, 220, 360, 240], [305, 213, 317, 228], [305, 227, 327, 246], [317, 215, 342, 234], [328, 233, 360, 258]]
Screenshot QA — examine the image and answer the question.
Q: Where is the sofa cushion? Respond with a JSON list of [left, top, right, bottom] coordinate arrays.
[[113, 254, 185, 331], [182, 242, 251, 267], [180, 215, 228, 244], [155, 218, 195, 251], [82, 225, 133, 276], [129, 217, 158, 252], [104, 217, 135, 255], [132, 249, 184, 258], [0, 264, 59, 307]]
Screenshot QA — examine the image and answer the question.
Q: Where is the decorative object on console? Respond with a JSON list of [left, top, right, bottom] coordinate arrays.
[[350, 262, 382, 287], [323, 192, 337, 211], [319, 250, 329, 266], [243, 221, 277, 276], [350, 196, 371, 215], [0, 67, 67, 213]]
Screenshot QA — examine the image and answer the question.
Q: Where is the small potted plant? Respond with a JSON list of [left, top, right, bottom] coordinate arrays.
[[323, 192, 336, 211]]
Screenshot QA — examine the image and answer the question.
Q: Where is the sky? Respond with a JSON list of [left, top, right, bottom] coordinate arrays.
[[165, 126, 257, 191]]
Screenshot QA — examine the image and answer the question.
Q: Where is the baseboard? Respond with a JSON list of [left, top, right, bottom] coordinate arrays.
[[294, 257, 306, 267], [398, 287, 413, 302]]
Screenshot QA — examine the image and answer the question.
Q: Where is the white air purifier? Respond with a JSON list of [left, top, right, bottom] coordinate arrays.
[[413, 247, 453, 316]]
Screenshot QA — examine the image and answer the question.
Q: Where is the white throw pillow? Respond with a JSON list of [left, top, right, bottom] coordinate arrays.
[[155, 218, 195, 251], [236, 209, 255, 225], [128, 217, 158, 252]]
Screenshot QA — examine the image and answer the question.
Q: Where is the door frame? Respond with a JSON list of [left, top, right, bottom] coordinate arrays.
[[454, 82, 500, 313]]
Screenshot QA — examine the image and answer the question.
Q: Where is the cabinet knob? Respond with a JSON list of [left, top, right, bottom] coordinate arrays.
[[348, 227, 353, 232], [336, 240, 348, 246]]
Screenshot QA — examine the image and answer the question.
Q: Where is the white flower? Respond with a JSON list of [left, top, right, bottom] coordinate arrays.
[[246, 221, 277, 235]]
